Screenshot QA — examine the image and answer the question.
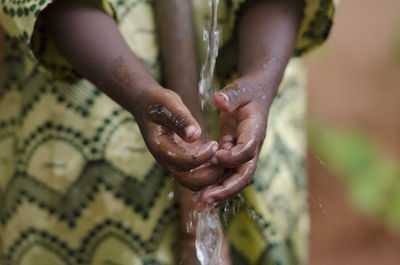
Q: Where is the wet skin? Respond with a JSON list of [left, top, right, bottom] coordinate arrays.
[[197, 0, 304, 209], [41, 0, 303, 206], [41, 1, 223, 191]]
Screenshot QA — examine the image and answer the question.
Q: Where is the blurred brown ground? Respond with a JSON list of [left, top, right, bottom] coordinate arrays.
[[306, 0, 400, 264], [1, 0, 400, 264]]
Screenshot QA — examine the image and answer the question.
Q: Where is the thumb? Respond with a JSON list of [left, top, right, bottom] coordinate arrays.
[[212, 79, 252, 112], [147, 91, 201, 142]]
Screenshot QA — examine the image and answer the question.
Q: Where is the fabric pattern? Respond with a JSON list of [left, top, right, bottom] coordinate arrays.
[[0, 0, 334, 264]]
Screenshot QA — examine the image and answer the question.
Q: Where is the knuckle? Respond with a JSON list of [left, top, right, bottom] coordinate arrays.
[[164, 89, 183, 103], [225, 78, 255, 106], [147, 103, 164, 117], [147, 104, 187, 134], [169, 113, 187, 132], [164, 88, 178, 97], [225, 83, 241, 106]]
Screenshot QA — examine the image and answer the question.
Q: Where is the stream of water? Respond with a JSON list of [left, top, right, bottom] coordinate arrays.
[[195, 205, 224, 265], [194, 1, 268, 263], [198, 0, 220, 112], [194, 0, 223, 264]]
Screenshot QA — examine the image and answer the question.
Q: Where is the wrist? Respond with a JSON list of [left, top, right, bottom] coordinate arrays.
[[105, 56, 160, 116], [240, 68, 282, 104], [127, 84, 164, 119]]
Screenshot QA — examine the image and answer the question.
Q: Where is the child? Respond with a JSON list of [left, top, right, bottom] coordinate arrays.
[[0, 0, 334, 264]]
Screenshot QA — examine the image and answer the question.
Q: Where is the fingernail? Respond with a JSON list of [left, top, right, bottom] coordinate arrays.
[[222, 142, 233, 151], [211, 156, 218, 165], [207, 198, 214, 204], [185, 125, 197, 138], [212, 144, 218, 153], [216, 92, 229, 103]]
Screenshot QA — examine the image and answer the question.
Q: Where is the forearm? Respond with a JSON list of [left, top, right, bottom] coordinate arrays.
[[238, 0, 303, 88], [41, 1, 158, 115]]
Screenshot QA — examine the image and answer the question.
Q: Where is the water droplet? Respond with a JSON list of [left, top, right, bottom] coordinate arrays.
[[232, 197, 241, 216], [167, 191, 174, 200], [203, 30, 209, 42], [246, 207, 266, 227], [222, 200, 230, 226], [261, 57, 278, 69], [166, 151, 175, 157], [187, 220, 193, 233]]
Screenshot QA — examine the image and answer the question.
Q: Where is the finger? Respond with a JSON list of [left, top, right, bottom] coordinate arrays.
[[211, 136, 234, 165], [221, 142, 234, 151], [151, 125, 219, 170], [172, 162, 226, 191], [212, 78, 255, 112], [196, 159, 257, 209], [215, 117, 260, 168], [211, 113, 236, 165], [147, 91, 201, 142], [221, 134, 235, 146], [221, 134, 235, 150]]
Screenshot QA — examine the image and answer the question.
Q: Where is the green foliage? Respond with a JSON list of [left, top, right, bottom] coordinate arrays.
[[309, 125, 400, 230]]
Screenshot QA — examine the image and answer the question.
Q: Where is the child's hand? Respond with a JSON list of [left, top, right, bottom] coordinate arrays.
[[194, 0, 304, 209], [133, 85, 224, 191], [197, 72, 276, 208]]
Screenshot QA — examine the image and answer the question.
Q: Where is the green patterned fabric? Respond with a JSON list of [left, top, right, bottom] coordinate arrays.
[[0, 0, 334, 264]]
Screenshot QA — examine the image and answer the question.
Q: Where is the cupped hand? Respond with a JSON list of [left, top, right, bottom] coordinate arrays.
[[132, 85, 225, 191], [196, 72, 278, 209]]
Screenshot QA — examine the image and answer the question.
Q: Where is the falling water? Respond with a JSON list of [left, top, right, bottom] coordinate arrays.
[[197, 0, 221, 141], [198, 0, 220, 112], [195, 205, 223, 265], [193, 194, 267, 265], [195, 0, 223, 264], [193, 1, 270, 263]]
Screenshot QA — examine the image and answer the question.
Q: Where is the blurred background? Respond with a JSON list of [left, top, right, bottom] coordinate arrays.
[[306, 0, 400, 264], [1, 0, 400, 264]]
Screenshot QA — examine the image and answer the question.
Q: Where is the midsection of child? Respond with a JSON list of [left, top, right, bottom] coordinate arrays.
[[0, 0, 334, 264]]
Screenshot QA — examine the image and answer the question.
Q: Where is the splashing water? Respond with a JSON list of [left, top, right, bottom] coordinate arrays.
[[195, 206, 223, 265], [193, 193, 267, 265], [167, 191, 175, 200], [192, 195, 267, 264]]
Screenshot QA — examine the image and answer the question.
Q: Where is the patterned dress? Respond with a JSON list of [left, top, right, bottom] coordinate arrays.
[[0, 0, 334, 264]]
